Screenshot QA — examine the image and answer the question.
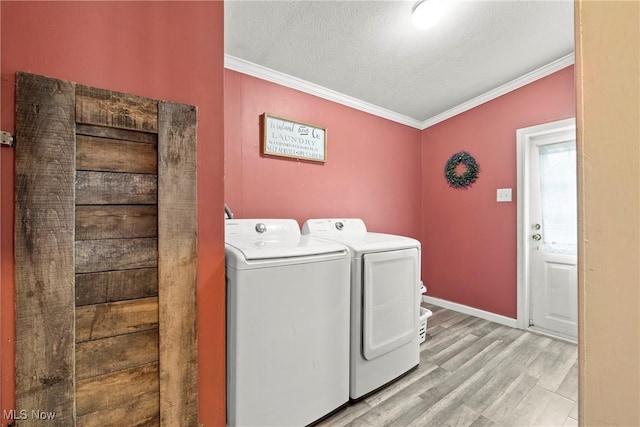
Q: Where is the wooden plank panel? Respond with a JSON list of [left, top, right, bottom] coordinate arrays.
[[75, 238, 158, 273], [76, 123, 157, 144], [76, 329, 159, 380], [77, 135, 157, 174], [76, 205, 157, 240], [76, 391, 159, 427], [76, 297, 159, 342], [75, 268, 158, 306], [14, 72, 76, 425], [158, 102, 198, 426], [76, 171, 157, 205], [76, 84, 158, 132], [76, 362, 159, 417]]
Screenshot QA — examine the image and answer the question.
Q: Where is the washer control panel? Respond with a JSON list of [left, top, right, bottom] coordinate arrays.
[[225, 219, 301, 239]]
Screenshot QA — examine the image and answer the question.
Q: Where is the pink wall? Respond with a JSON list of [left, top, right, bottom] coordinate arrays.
[[420, 66, 576, 318], [0, 2, 226, 425], [224, 70, 422, 239]]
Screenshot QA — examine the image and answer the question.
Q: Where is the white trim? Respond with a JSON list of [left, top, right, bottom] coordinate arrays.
[[422, 296, 518, 328], [516, 125, 529, 331], [421, 53, 575, 129], [225, 53, 575, 131], [224, 55, 423, 129], [528, 326, 577, 345], [516, 118, 577, 333]]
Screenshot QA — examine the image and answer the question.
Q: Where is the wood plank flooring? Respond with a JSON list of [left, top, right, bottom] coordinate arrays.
[[318, 303, 578, 427]]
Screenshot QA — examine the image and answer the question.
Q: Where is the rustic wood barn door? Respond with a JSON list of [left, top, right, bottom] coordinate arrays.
[[14, 72, 198, 426]]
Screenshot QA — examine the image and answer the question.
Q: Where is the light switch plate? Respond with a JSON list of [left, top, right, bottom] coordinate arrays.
[[497, 188, 512, 202]]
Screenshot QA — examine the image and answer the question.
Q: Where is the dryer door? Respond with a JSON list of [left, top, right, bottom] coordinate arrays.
[[362, 248, 419, 360]]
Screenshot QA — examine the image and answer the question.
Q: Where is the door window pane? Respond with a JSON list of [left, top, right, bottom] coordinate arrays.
[[539, 141, 577, 255]]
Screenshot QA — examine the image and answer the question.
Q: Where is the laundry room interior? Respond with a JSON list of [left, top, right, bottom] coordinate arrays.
[[224, 54, 575, 321], [0, 1, 638, 427]]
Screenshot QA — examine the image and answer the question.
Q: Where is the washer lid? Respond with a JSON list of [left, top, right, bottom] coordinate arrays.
[[225, 219, 347, 261], [226, 235, 347, 260]]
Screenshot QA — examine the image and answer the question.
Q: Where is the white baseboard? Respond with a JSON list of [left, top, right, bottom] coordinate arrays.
[[422, 296, 518, 328]]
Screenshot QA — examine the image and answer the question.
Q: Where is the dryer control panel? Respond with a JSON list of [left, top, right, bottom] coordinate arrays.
[[302, 218, 367, 235]]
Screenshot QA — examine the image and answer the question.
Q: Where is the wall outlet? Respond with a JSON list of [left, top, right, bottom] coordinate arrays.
[[497, 188, 512, 202]]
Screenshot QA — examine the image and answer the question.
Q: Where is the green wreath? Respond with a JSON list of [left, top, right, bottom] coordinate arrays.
[[444, 151, 480, 189]]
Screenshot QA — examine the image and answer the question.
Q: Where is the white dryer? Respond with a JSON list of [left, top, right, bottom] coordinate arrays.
[[302, 218, 421, 399], [226, 219, 350, 426]]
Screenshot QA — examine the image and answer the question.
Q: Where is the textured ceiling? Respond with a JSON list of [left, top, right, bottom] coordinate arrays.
[[225, 0, 574, 123]]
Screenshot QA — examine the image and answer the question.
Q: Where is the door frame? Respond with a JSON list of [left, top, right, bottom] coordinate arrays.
[[516, 117, 576, 338]]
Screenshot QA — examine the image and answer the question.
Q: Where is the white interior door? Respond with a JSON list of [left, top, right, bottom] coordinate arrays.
[[517, 118, 577, 342]]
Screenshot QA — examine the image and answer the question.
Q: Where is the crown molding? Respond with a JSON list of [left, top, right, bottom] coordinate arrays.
[[225, 53, 575, 132], [420, 53, 575, 129], [224, 55, 424, 129]]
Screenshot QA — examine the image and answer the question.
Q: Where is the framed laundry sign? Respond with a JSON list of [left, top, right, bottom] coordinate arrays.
[[261, 113, 327, 162]]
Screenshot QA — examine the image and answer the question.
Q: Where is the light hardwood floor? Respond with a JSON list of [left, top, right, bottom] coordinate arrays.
[[318, 303, 578, 427]]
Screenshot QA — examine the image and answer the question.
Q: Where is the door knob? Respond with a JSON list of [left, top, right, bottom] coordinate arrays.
[[532, 233, 542, 241], [533, 223, 541, 230]]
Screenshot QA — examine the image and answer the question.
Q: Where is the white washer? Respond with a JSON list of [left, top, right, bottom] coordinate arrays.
[[226, 219, 350, 426], [302, 218, 421, 399]]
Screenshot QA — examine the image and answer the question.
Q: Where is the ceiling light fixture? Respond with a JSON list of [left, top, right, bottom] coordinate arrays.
[[412, 0, 445, 29]]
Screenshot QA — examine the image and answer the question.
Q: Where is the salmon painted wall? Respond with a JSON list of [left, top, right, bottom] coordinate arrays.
[[0, 2, 225, 426], [224, 70, 422, 238], [421, 66, 576, 318]]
